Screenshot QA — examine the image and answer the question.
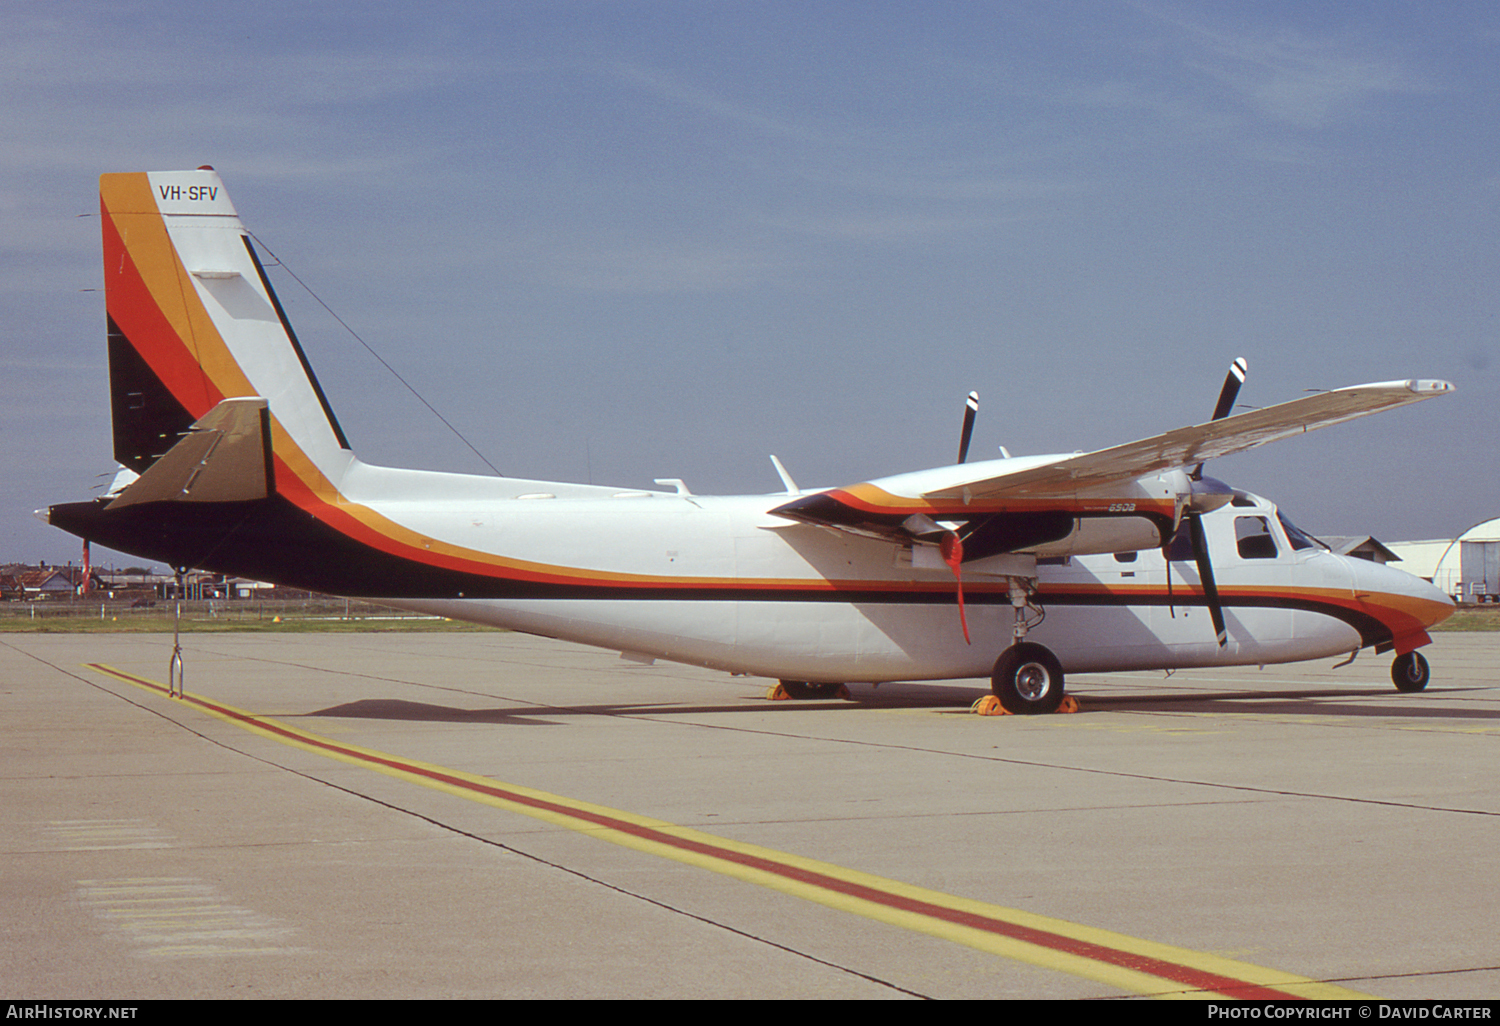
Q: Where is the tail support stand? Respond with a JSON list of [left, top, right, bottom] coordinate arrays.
[[168, 567, 185, 699]]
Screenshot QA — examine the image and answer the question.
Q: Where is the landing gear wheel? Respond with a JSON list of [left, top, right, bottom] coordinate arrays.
[[778, 680, 844, 700], [1391, 652, 1430, 693], [991, 643, 1065, 715]]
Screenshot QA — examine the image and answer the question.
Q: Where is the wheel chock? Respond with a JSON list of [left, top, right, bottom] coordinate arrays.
[[971, 694, 1081, 715], [768, 683, 853, 701], [971, 695, 1011, 715]]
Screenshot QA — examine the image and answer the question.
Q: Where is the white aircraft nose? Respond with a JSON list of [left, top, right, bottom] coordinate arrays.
[[1348, 557, 1455, 648]]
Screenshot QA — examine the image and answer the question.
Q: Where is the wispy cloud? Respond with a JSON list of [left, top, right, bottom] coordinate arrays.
[[605, 62, 838, 145], [519, 239, 777, 293], [1138, 4, 1431, 128]]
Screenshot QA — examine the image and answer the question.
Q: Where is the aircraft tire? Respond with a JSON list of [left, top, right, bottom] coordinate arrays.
[[1391, 652, 1430, 693], [991, 643, 1066, 715], [779, 680, 843, 699]]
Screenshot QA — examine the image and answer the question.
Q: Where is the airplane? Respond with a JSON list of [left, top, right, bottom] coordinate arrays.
[[42, 168, 1458, 714]]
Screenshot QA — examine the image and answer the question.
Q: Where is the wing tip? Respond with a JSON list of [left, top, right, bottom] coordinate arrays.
[[1407, 378, 1454, 395]]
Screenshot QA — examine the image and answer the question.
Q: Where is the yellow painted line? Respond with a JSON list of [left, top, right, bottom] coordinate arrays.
[[87, 662, 1374, 1000]]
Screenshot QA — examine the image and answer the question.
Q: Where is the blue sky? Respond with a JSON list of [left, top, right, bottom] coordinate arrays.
[[5, 0, 1497, 569]]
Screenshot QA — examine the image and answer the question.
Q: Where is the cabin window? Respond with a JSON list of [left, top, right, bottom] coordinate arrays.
[[1235, 516, 1278, 559], [1113, 551, 1138, 563]]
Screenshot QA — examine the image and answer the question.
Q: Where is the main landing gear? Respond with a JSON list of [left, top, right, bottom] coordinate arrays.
[[990, 642, 1066, 714], [988, 574, 1066, 714], [1391, 651, 1430, 693], [774, 680, 849, 700]]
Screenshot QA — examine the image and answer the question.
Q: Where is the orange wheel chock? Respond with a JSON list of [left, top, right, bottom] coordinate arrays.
[[971, 695, 1010, 715], [768, 683, 853, 701], [971, 694, 1080, 715]]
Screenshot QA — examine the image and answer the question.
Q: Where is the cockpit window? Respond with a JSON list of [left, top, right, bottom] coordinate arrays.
[[1235, 516, 1278, 559], [1276, 511, 1325, 552]]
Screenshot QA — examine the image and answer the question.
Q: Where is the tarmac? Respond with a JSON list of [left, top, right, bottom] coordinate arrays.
[[3, 629, 1498, 1000]]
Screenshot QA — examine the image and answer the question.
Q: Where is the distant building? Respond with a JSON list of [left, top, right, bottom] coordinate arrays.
[[1316, 536, 1402, 565], [1387, 518, 1500, 603], [4, 563, 104, 599]]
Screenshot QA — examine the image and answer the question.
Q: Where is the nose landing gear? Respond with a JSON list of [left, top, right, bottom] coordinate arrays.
[[1391, 651, 1430, 693]]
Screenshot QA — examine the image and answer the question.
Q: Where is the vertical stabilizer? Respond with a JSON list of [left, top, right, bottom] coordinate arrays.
[[100, 170, 350, 483]]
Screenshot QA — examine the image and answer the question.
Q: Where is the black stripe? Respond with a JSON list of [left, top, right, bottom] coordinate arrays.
[[107, 315, 196, 474], [241, 236, 352, 451], [45, 493, 1394, 650]]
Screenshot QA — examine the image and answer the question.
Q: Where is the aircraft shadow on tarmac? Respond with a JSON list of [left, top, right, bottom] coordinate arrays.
[[1059, 685, 1500, 721], [298, 684, 1498, 725]]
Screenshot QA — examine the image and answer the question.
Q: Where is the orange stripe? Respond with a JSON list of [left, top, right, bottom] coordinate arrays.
[[100, 174, 255, 412]]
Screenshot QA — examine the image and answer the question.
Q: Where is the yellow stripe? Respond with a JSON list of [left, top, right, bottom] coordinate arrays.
[[87, 662, 1373, 1000], [100, 173, 257, 405]]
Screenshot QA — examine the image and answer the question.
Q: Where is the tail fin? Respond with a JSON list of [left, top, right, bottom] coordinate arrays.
[[100, 169, 350, 479]]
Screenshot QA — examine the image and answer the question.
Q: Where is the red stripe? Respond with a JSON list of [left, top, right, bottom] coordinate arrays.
[[92, 663, 1304, 999], [100, 203, 224, 420]]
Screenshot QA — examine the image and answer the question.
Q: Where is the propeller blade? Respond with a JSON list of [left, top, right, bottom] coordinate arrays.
[[1186, 512, 1227, 647], [1192, 358, 1247, 481], [1163, 539, 1175, 618], [939, 531, 971, 644], [957, 391, 978, 464], [1209, 357, 1248, 422]]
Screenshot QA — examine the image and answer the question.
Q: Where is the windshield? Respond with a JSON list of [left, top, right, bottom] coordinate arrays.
[[1276, 511, 1327, 552]]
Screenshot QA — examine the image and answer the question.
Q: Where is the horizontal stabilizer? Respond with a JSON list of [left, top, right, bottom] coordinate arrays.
[[106, 398, 273, 509]]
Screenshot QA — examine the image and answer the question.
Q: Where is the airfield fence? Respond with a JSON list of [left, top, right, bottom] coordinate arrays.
[[0, 595, 440, 625]]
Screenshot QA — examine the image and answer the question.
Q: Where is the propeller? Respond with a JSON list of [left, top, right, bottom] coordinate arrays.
[[1169, 358, 1247, 647], [1184, 508, 1227, 647], [939, 531, 971, 644], [1191, 357, 1247, 480], [904, 513, 972, 645], [939, 390, 978, 642], [903, 393, 983, 644], [957, 391, 979, 464]]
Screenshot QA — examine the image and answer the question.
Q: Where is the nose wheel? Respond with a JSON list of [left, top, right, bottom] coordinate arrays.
[[1391, 651, 1430, 693], [991, 642, 1066, 714]]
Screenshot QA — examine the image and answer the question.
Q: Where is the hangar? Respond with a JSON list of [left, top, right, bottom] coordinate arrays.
[[1388, 518, 1500, 604]]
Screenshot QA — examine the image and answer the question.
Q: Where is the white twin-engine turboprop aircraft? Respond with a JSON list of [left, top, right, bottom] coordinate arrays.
[[45, 169, 1457, 713]]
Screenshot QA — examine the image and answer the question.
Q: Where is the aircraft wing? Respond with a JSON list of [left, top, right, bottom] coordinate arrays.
[[923, 378, 1453, 501], [771, 378, 1452, 542]]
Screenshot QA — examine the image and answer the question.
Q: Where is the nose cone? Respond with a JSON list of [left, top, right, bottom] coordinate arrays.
[[1349, 557, 1455, 653]]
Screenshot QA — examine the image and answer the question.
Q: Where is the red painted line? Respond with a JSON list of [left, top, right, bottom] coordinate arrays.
[[91, 662, 1303, 999]]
